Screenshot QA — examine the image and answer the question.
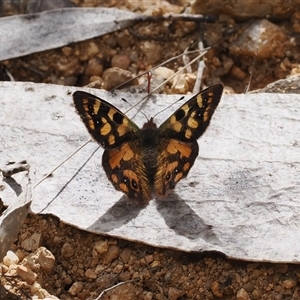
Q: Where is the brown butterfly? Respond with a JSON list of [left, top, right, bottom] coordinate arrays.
[[73, 84, 223, 205]]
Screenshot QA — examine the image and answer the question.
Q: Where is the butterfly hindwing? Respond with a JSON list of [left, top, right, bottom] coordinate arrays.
[[154, 138, 199, 198], [73, 91, 140, 149], [102, 141, 152, 204]]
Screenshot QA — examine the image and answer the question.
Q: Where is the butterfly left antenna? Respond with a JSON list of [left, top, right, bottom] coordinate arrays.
[[121, 98, 149, 122]]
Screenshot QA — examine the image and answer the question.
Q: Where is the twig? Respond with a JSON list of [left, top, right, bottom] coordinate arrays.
[[193, 41, 206, 93], [33, 138, 93, 189], [125, 50, 208, 114], [111, 49, 201, 92], [94, 280, 135, 300]]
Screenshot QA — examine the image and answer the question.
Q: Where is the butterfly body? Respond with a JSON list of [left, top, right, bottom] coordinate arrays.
[[73, 84, 223, 205]]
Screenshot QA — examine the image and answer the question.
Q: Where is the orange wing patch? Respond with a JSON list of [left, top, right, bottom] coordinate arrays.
[[107, 143, 134, 169], [166, 140, 192, 158]]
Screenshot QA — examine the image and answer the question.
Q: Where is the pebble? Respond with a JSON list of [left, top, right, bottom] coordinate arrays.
[[251, 288, 263, 299], [21, 233, 42, 251], [61, 46, 73, 57], [35, 247, 55, 272], [61, 242, 74, 258], [30, 282, 60, 300], [85, 57, 104, 76], [94, 240, 109, 255], [95, 273, 118, 289], [230, 19, 288, 59], [243, 282, 255, 293], [102, 67, 134, 90], [85, 268, 97, 279], [154, 66, 175, 79], [282, 278, 297, 289], [79, 41, 99, 61], [116, 31, 130, 48], [274, 264, 289, 273], [68, 281, 83, 296], [16, 265, 37, 284], [22, 247, 55, 273], [111, 54, 131, 70], [168, 287, 183, 300], [103, 245, 120, 264], [140, 41, 162, 64], [230, 65, 248, 81], [170, 73, 196, 94], [237, 288, 251, 300], [119, 247, 133, 264], [211, 281, 223, 298], [3, 250, 19, 267]]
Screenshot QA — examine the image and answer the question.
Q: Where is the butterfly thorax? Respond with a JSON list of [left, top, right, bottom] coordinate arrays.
[[140, 123, 160, 184]]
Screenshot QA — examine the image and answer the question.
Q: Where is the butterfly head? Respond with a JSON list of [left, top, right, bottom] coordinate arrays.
[[142, 117, 157, 130]]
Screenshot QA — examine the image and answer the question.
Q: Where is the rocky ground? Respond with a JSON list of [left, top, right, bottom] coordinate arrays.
[[1, 0, 300, 299]]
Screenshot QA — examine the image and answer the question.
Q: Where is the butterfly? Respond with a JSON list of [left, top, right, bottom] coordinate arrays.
[[73, 84, 223, 205]]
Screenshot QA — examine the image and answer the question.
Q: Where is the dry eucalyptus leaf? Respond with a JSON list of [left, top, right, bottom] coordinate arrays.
[[0, 164, 32, 261], [0, 7, 139, 61], [0, 81, 299, 263]]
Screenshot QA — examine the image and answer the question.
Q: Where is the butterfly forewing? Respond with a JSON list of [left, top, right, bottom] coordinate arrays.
[[73, 91, 140, 149], [158, 84, 223, 141]]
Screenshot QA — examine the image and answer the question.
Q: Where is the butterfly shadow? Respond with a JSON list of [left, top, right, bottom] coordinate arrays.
[[156, 192, 221, 245], [87, 195, 144, 233]]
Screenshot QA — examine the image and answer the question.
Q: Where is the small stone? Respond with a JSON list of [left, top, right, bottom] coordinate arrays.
[[119, 248, 133, 264], [116, 32, 130, 48], [168, 287, 183, 300], [119, 270, 131, 281], [85, 268, 97, 279], [243, 282, 255, 293], [104, 35, 117, 48], [80, 42, 99, 61], [103, 245, 120, 264], [237, 288, 251, 300], [282, 279, 297, 289], [230, 65, 247, 81], [35, 247, 55, 272], [145, 255, 154, 264], [150, 261, 161, 268], [68, 281, 83, 296], [16, 265, 37, 285], [102, 67, 134, 90], [0, 263, 9, 274], [31, 282, 60, 299], [230, 19, 288, 59], [251, 288, 263, 299], [274, 264, 289, 273], [61, 242, 74, 258], [154, 66, 175, 79], [3, 250, 19, 267], [111, 54, 131, 70], [94, 240, 109, 255], [211, 281, 223, 298], [85, 57, 104, 76], [61, 46, 72, 56], [140, 41, 162, 64], [95, 274, 118, 289], [21, 233, 42, 251], [144, 291, 153, 300], [22, 247, 55, 272], [170, 73, 196, 94]]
